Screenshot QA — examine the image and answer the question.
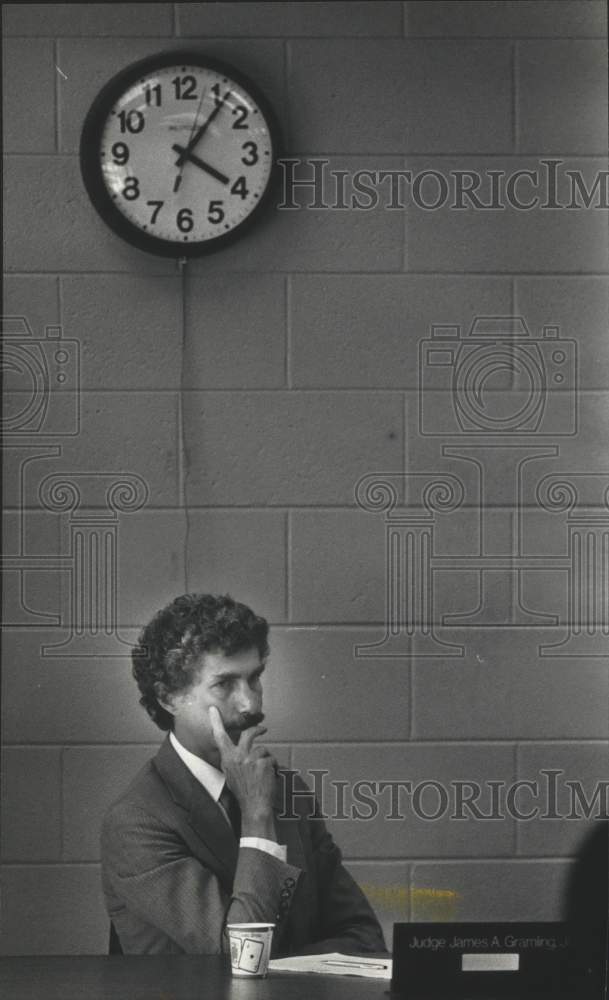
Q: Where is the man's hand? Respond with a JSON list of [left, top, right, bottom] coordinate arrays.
[[209, 706, 277, 840]]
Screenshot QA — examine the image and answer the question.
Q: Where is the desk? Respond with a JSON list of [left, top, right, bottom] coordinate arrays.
[[0, 955, 391, 1000]]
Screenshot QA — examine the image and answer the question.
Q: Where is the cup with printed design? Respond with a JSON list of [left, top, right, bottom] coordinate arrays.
[[226, 922, 275, 978]]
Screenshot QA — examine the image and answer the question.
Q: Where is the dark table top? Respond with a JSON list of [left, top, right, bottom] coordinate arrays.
[[0, 955, 392, 1000], [3, 955, 599, 1000]]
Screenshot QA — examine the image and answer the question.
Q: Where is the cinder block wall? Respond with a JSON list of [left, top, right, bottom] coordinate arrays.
[[2, 1, 608, 954]]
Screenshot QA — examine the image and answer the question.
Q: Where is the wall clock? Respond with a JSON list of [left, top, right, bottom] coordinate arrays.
[[80, 51, 281, 257]]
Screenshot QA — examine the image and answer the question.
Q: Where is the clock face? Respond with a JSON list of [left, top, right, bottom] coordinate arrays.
[[80, 52, 281, 256]]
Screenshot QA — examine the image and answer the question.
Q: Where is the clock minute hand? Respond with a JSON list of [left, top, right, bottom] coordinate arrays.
[[174, 93, 229, 168], [172, 145, 229, 185]]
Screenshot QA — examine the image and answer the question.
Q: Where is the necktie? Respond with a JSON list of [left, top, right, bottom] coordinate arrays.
[[219, 783, 241, 840]]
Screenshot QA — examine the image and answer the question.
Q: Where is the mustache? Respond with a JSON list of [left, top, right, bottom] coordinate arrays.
[[232, 712, 265, 732]]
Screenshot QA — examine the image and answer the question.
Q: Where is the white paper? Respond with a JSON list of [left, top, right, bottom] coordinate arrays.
[[268, 951, 392, 979]]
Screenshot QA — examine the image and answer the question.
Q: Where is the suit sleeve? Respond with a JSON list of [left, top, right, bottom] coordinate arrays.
[[101, 802, 301, 954], [292, 794, 388, 956]]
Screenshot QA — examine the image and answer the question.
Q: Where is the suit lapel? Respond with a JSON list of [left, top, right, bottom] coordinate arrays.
[[153, 739, 307, 875], [153, 737, 238, 882]]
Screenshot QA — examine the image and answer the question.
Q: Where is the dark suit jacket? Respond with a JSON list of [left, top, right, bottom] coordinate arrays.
[[101, 737, 387, 956], [564, 821, 609, 992]]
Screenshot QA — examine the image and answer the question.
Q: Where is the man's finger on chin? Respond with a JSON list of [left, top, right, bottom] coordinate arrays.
[[239, 723, 267, 749], [208, 706, 230, 744]]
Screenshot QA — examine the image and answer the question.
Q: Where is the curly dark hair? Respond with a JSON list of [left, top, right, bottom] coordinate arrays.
[[131, 593, 269, 731]]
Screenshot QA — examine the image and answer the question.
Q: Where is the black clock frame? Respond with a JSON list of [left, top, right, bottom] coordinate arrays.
[[79, 50, 283, 258]]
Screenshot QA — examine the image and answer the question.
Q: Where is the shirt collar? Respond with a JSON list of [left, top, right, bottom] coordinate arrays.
[[169, 731, 226, 802]]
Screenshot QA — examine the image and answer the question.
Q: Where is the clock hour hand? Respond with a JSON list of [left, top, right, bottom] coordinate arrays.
[[172, 144, 229, 185]]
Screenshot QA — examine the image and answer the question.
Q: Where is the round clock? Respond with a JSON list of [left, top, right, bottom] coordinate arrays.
[[79, 51, 281, 257]]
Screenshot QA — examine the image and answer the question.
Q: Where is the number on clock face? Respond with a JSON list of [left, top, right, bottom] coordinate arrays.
[[81, 54, 279, 255]]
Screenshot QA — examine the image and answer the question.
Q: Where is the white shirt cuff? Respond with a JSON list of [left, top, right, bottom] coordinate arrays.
[[240, 837, 287, 862]]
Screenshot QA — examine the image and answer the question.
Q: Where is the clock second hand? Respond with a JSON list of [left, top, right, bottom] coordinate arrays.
[[172, 145, 229, 185], [173, 84, 208, 193]]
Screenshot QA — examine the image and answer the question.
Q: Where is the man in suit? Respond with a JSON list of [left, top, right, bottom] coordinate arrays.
[[101, 592, 387, 956]]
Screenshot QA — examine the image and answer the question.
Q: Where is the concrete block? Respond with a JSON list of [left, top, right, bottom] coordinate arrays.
[[264, 627, 410, 741], [290, 743, 515, 858], [404, 156, 609, 272], [425, 508, 519, 627], [290, 507, 524, 626], [177, 2, 402, 37], [1, 629, 162, 743], [410, 861, 572, 922], [406, 1, 607, 38], [2, 565, 72, 634], [290, 506, 516, 626], [191, 156, 405, 274], [0, 865, 107, 955], [515, 277, 609, 391], [62, 745, 162, 861], [58, 509, 188, 629], [4, 157, 176, 273], [185, 510, 286, 623], [2, 276, 60, 335], [404, 387, 604, 504], [544, 391, 609, 470], [183, 391, 403, 505], [345, 861, 410, 950], [12, 391, 180, 508], [517, 742, 609, 856], [1, 749, 62, 861], [3, 450, 63, 511], [291, 276, 511, 389], [61, 276, 183, 391], [58, 37, 285, 154], [183, 275, 286, 389], [2, 39, 55, 152], [413, 389, 579, 444], [289, 510, 386, 623], [516, 504, 608, 627], [2, 3, 173, 36], [2, 510, 62, 625], [516, 567, 568, 625], [3, 509, 60, 558], [432, 569, 518, 627], [288, 40, 512, 154], [406, 384, 568, 504], [517, 508, 574, 558], [518, 42, 608, 155], [412, 630, 609, 740]]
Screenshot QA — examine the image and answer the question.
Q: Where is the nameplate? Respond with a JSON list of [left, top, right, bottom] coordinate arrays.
[[391, 922, 574, 997]]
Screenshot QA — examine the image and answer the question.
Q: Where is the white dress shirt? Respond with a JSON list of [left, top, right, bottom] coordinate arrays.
[[169, 731, 286, 862]]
